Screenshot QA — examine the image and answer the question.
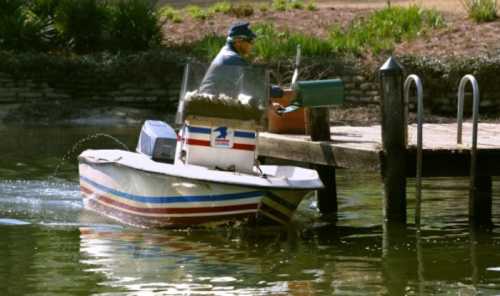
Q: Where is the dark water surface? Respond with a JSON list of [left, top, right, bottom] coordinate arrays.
[[1, 124, 500, 295]]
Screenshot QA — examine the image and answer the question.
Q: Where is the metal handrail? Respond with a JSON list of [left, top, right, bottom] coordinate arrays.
[[404, 74, 424, 229], [457, 75, 480, 145], [456, 75, 480, 209]]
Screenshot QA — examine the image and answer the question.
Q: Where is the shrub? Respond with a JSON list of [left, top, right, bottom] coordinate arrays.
[[400, 55, 500, 115], [191, 34, 226, 60], [158, 5, 183, 23], [306, 0, 317, 11], [461, 0, 497, 22], [258, 4, 269, 13], [253, 23, 333, 61], [329, 5, 445, 54], [55, 0, 109, 53], [29, 0, 63, 49], [1, 0, 167, 53], [29, 0, 60, 19], [0, 0, 50, 51], [230, 3, 254, 17], [185, 5, 212, 20], [271, 0, 306, 11], [190, 24, 332, 62], [108, 0, 162, 51], [272, 0, 288, 11], [209, 1, 231, 14], [291, 0, 305, 9]]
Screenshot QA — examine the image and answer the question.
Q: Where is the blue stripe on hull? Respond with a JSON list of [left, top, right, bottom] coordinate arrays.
[[80, 176, 263, 204]]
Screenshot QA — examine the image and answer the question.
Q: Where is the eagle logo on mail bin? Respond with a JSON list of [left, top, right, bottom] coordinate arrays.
[[211, 126, 234, 148]]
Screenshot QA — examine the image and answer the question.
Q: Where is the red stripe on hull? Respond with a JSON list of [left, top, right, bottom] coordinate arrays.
[[80, 185, 92, 195], [85, 199, 256, 227], [80, 185, 259, 215]]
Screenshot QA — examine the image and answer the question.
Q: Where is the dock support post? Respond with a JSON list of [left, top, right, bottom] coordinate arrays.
[[470, 175, 492, 227], [382, 223, 412, 295], [379, 57, 407, 223], [308, 108, 338, 214]]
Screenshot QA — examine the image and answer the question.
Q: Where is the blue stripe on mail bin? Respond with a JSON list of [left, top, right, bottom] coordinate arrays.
[[187, 126, 211, 134], [234, 131, 256, 139]]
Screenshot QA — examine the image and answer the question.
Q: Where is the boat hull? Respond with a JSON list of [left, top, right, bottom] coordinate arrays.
[[79, 161, 310, 227]]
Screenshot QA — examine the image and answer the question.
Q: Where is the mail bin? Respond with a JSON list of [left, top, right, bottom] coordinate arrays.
[[267, 89, 307, 134], [295, 79, 344, 108]]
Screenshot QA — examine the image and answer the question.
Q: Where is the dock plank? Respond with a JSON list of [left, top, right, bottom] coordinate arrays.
[[258, 123, 500, 176]]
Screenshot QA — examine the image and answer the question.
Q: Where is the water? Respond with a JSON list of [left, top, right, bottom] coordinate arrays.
[[1, 124, 500, 295]]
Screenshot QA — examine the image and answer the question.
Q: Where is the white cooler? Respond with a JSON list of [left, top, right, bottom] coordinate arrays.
[[178, 116, 258, 174]]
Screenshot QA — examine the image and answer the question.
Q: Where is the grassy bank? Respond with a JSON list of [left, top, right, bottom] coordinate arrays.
[[185, 5, 444, 62], [1, 0, 444, 60]]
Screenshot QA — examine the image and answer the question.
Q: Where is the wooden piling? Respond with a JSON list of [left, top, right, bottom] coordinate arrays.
[[379, 57, 407, 223], [308, 108, 338, 214]]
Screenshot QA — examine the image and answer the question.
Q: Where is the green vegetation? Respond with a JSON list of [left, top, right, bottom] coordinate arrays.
[[230, 3, 255, 17], [108, 0, 162, 51], [159, 5, 183, 23], [290, 0, 305, 10], [1, 2, 446, 64], [401, 55, 500, 114], [55, 0, 110, 53], [271, 0, 312, 11], [0, 0, 162, 53], [189, 24, 332, 61], [191, 34, 226, 60], [306, 1, 317, 11], [157, 0, 317, 22], [0, 0, 56, 51], [190, 6, 445, 61], [330, 5, 444, 54], [461, 0, 497, 22], [252, 23, 332, 61], [258, 4, 269, 13], [185, 5, 212, 20], [208, 1, 232, 14], [271, 0, 288, 11], [0, 49, 185, 83]]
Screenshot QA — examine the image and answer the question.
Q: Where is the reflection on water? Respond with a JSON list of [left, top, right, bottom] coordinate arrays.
[[1, 124, 500, 295], [77, 223, 386, 295]]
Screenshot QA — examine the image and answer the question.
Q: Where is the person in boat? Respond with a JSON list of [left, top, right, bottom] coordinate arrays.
[[199, 21, 283, 100]]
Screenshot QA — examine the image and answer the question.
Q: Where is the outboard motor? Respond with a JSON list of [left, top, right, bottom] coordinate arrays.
[[136, 120, 177, 163]]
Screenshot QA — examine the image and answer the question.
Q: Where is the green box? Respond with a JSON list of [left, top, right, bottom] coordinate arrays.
[[295, 79, 344, 108]]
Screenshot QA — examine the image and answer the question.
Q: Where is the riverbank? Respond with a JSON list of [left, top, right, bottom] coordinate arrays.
[[2, 1, 500, 125], [0, 102, 172, 126]]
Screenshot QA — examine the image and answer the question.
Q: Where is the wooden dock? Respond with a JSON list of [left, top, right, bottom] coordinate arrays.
[[259, 122, 500, 226], [259, 122, 500, 177], [258, 56, 500, 226]]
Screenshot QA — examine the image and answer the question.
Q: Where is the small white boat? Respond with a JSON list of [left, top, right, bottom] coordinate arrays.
[[79, 120, 323, 228]]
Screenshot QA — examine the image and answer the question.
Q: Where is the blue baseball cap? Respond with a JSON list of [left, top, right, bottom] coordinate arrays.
[[227, 21, 256, 41]]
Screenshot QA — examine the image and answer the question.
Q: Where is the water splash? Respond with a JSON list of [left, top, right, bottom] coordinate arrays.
[[51, 133, 130, 178]]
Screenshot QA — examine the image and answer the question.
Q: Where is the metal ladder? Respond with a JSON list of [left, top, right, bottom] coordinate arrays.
[[404, 74, 424, 229], [456, 74, 481, 208]]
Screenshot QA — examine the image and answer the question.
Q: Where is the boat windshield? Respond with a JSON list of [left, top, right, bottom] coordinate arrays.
[[175, 63, 269, 125]]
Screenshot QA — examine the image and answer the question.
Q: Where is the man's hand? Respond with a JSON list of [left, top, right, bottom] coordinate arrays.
[[271, 102, 285, 116]]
